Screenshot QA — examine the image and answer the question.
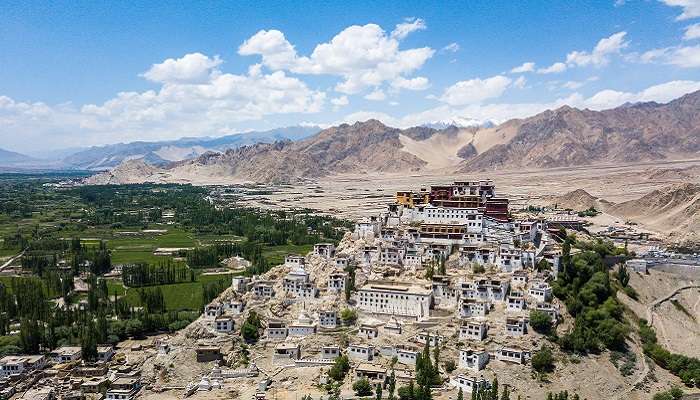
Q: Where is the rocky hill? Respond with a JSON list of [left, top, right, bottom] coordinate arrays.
[[550, 188, 612, 212], [609, 183, 700, 245], [458, 90, 700, 171]]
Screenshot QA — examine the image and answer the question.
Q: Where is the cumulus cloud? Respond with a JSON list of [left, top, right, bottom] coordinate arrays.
[[391, 18, 427, 40], [537, 32, 628, 74], [1, 52, 327, 152], [364, 89, 387, 101], [341, 80, 700, 129], [537, 62, 567, 74], [439, 75, 512, 106], [141, 53, 222, 83], [391, 76, 431, 90], [560, 76, 599, 90], [238, 23, 434, 94], [510, 62, 535, 73], [661, 0, 700, 21], [639, 44, 700, 67], [684, 23, 700, 40], [565, 32, 628, 67]]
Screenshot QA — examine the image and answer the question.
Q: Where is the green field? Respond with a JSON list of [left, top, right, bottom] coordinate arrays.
[[262, 243, 314, 265], [118, 273, 234, 311]]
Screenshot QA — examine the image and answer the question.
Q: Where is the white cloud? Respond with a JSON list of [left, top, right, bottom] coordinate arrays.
[[391, 18, 427, 40], [513, 76, 527, 89], [661, 0, 700, 21], [364, 89, 387, 101], [442, 43, 460, 53], [684, 23, 700, 40], [238, 30, 298, 70], [141, 53, 222, 84], [238, 24, 435, 94], [537, 62, 567, 74], [561, 76, 599, 90], [330, 95, 349, 111], [581, 80, 700, 109], [510, 62, 535, 73], [639, 44, 700, 67], [391, 76, 431, 90], [565, 31, 628, 67], [439, 75, 512, 106]]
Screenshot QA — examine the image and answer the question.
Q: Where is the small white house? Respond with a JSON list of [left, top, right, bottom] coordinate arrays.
[[51, 347, 82, 364], [626, 259, 648, 273], [348, 344, 375, 361], [450, 374, 489, 394], [359, 324, 379, 339], [459, 348, 489, 371], [459, 320, 488, 341], [273, 343, 300, 362], [496, 347, 528, 364], [265, 321, 288, 340], [313, 243, 336, 259], [320, 346, 341, 360], [505, 317, 527, 336], [215, 316, 235, 333], [97, 346, 114, 363], [205, 303, 224, 319], [0, 355, 46, 378], [396, 348, 419, 365]]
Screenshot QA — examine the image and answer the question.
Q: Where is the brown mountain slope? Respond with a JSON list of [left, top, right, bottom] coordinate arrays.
[[550, 188, 612, 211], [89, 120, 436, 184], [458, 91, 700, 171], [608, 183, 700, 245]]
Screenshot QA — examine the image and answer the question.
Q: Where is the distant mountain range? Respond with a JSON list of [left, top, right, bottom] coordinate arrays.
[[0, 125, 322, 171], [86, 90, 700, 185]]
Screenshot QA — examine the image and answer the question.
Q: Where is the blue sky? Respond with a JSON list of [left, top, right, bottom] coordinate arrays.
[[2, 0, 700, 153]]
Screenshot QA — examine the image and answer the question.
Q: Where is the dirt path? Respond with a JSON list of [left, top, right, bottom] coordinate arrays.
[[646, 284, 700, 325], [0, 249, 25, 271]]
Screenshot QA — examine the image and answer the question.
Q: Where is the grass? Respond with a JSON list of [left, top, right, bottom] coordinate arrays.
[[123, 273, 232, 311]]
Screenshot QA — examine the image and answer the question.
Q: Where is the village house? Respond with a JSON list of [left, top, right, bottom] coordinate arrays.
[[355, 363, 387, 387], [231, 276, 251, 293], [50, 346, 82, 364], [273, 343, 301, 362], [282, 267, 318, 299], [334, 256, 350, 269], [505, 317, 528, 336], [528, 281, 552, 302], [396, 348, 420, 365], [224, 300, 245, 315], [215, 316, 235, 333], [251, 281, 275, 298], [459, 245, 496, 267], [459, 320, 488, 341], [459, 298, 490, 318], [496, 347, 529, 364], [204, 302, 224, 319], [357, 281, 433, 319], [510, 270, 529, 286], [265, 320, 288, 340], [0, 355, 46, 378], [415, 331, 445, 346], [379, 245, 403, 265], [320, 346, 341, 360], [97, 346, 114, 363], [459, 348, 489, 371], [355, 217, 380, 239], [361, 245, 380, 266], [327, 270, 349, 292], [506, 291, 527, 312], [313, 243, 336, 259], [285, 254, 306, 269], [496, 245, 524, 272], [348, 344, 375, 361], [461, 279, 509, 302], [535, 302, 560, 323], [451, 373, 489, 394], [106, 377, 141, 400], [319, 310, 338, 329], [288, 310, 317, 336]]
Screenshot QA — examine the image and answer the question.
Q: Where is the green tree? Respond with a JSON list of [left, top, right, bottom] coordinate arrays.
[[457, 387, 463, 400], [532, 346, 555, 373], [529, 310, 553, 335], [329, 355, 351, 381], [353, 377, 373, 397], [376, 384, 383, 400], [616, 264, 630, 287], [387, 370, 397, 400], [340, 308, 357, 325]]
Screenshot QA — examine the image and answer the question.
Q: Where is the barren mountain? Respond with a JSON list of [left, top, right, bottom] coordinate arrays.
[[609, 183, 700, 245], [88, 90, 700, 185], [88, 120, 435, 184], [550, 188, 612, 211], [644, 164, 700, 182], [458, 91, 700, 171]]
